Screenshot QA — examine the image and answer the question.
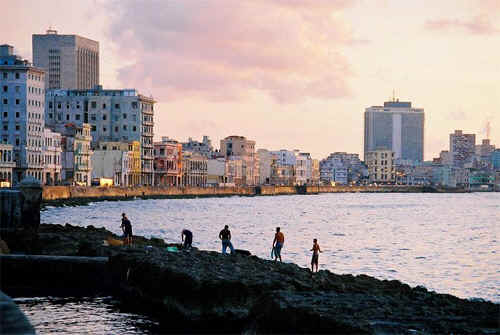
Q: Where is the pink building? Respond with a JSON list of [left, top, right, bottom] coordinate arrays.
[[154, 138, 182, 186]]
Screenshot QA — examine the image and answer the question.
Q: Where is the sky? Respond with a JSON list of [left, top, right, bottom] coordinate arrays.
[[3, 0, 500, 160]]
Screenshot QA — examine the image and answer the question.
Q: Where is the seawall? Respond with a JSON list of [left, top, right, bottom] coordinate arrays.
[[42, 185, 431, 204]]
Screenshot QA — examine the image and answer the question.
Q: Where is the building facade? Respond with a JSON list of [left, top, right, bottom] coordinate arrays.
[[42, 127, 62, 185], [0, 44, 46, 184], [60, 123, 92, 185], [220, 135, 257, 185], [257, 149, 272, 185], [207, 158, 226, 186], [32, 29, 99, 90], [92, 141, 139, 186], [450, 130, 476, 168], [45, 86, 155, 185], [364, 100, 424, 163], [0, 143, 14, 186], [366, 149, 395, 183], [154, 138, 182, 187], [182, 136, 214, 158], [181, 151, 207, 187]]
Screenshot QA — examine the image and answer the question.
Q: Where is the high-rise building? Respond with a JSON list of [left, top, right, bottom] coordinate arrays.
[[33, 29, 99, 90], [45, 85, 155, 185], [449, 130, 476, 167], [364, 99, 425, 163], [220, 136, 257, 185], [0, 44, 46, 184]]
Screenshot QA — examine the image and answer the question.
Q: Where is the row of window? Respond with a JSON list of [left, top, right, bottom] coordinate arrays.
[[2, 98, 43, 107], [0, 150, 12, 162], [90, 125, 138, 133], [44, 154, 60, 165]]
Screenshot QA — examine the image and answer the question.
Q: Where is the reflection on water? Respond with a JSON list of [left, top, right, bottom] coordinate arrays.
[[15, 296, 159, 335], [42, 193, 499, 302]]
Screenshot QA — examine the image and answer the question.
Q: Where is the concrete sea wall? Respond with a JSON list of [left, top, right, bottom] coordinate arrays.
[[42, 185, 431, 203]]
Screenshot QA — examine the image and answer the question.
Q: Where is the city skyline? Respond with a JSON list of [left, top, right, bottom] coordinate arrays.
[[3, 0, 499, 159]]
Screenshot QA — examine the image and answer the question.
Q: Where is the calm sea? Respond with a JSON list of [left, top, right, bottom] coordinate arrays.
[[16, 193, 500, 334]]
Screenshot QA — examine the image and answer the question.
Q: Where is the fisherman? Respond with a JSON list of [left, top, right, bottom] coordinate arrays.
[[181, 229, 193, 249], [272, 227, 285, 262], [310, 238, 322, 273], [219, 225, 234, 255], [120, 213, 133, 245]]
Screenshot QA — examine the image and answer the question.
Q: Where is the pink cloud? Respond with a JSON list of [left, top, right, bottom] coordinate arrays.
[[104, 0, 357, 103], [425, 15, 498, 35]]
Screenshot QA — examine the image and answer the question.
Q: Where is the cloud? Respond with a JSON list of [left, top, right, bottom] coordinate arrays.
[[104, 0, 356, 103], [425, 15, 498, 35]]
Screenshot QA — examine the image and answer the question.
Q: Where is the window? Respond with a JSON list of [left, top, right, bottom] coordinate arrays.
[[49, 102, 53, 108], [90, 114, 96, 121], [103, 114, 107, 120], [15, 99, 19, 105], [91, 101, 96, 108], [91, 125, 96, 131], [3, 125, 7, 131], [115, 103, 120, 109], [3, 99, 7, 105], [123, 125, 127, 130], [2, 72, 6, 79], [103, 127, 107, 132], [132, 101, 138, 109], [66, 114, 70, 121], [2, 86, 7, 92], [132, 126, 137, 131], [3, 112, 6, 117], [15, 112, 19, 118], [76, 114, 80, 120], [102, 103, 106, 109], [123, 113, 127, 119], [114, 126, 119, 132], [15, 125, 20, 130], [57, 103, 61, 109], [15, 72, 20, 79], [15, 138, 19, 145], [15, 86, 20, 93], [49, 113, 53, 119]]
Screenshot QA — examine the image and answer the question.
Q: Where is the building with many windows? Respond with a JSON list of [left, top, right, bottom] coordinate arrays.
[[449, 130, 476, 168], [181, 151, 207, 187], [181, 136, 214, 158], [0, 44, 46, 184], [33, 29, 99, 90], [365, 149, 395, 183], [42, 127, 62, 185], [45, 85, 155, 185], [60, 123, 92, 185], [364, 99, 424, 163], [0, 143, 14, 186], [220, 135, 257, 185], [91, 141, 140, 186], [154, 137, 182, 187]]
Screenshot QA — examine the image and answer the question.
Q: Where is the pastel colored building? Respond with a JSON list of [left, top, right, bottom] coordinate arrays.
[[0, 143, 14, 186], [60, 123, 92, 185], [154, 138, 182, 187], [181, 151, 207, 187], [365, 149, 395, 183], [42, 127, 62, 185]]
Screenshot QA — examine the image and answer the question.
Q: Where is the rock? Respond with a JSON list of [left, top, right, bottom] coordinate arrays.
[[0, 239, 9, 254], [108, 248, 499, 334]]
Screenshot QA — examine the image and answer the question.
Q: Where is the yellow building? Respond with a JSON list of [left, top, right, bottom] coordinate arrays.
[[366, 149, 395, 184]]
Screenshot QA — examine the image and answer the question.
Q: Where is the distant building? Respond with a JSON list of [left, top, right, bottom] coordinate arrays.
[[42, 127, 62, 185], [257, 149, 272, 185], [181, 136, 214, 158], [154, 138, 182, 187], [32, 29, 99, 89], [181, 151, 207, 187], [225, 156, 244, 185], [207, 158, 226, 186], [60, 123, 92, 185], [365, 149, 395, 183], [220, 135, 257, 185], [364, 99, 424, 163], [492, 149, 500, 170], [320, 152, 363, 185], [295, 152, 313, 185], [311, 159, 320, 185], [45, 85, 155, 185], [92, 141, 140, 186], [0, 143, 14, 186], [450, 130, 476, 168], [0, 44, 46, 184]]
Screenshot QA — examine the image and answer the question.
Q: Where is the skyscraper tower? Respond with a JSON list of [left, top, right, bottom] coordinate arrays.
[[364, 99, 425, 163], [32, 29, 99, 90]]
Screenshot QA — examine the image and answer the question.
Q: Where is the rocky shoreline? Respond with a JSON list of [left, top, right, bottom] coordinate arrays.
[[2, 224, 499, 334]]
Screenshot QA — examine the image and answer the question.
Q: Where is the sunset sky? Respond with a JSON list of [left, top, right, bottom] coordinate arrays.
[[3, 0, 499, 159]]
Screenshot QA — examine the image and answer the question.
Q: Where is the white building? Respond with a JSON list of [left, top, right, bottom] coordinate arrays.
[[295, 152, 313, 185], [42, 127, 62, 185], [60, 123, 92, 185], [257, 149, 272, 185], [0, 44, 46, 184], [91, 141, 134, 186], [207, 158, 226, 186]]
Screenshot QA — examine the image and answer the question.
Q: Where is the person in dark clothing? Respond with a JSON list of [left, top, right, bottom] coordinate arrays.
[[181, 229, 193, 249], [219, 225, 234, 254], [121, 213, 133, 245]]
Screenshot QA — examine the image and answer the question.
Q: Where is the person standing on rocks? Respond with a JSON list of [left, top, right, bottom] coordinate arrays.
[[219, 225, 234, 255], [272, 227, 285, 262], [181, 229, 193, 250], [121, 213, 133, 246], [310, 238, 322, 273]]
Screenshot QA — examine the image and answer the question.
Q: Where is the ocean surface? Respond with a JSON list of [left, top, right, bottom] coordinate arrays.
[[17, 193, 500, 334]]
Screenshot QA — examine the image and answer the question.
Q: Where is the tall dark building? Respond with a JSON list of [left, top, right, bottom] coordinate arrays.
[[364, 100, 425, 163]]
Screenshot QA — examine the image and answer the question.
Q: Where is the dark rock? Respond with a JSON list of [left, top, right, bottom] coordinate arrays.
[[0, 291, 35, 334], [108, 248, 499, 334]]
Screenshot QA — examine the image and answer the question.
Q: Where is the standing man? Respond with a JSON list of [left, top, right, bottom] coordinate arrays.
[[121, 213, 133, 245], [181, 229, 193, 249], [310, 238, 322, 273], [219, 225, 234, 255], [272, 227, 285, 262]]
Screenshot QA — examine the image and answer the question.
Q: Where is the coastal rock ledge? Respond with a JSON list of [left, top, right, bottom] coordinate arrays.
[[109, 248, 498, 334]]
